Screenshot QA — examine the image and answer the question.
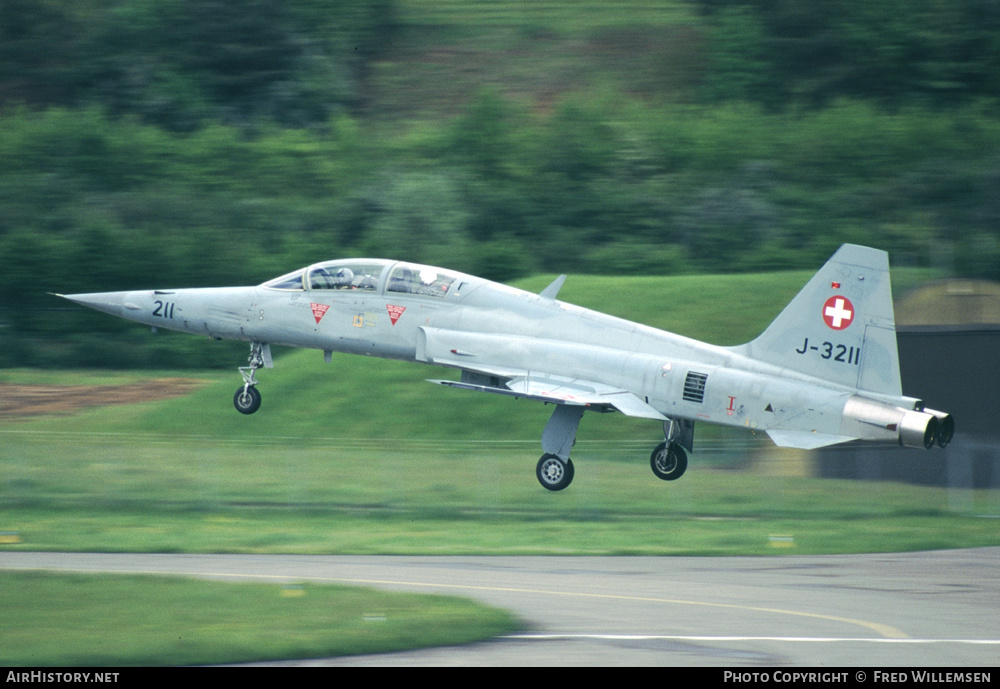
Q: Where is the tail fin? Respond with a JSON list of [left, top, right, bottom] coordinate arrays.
[[740, 244, 902, 396]]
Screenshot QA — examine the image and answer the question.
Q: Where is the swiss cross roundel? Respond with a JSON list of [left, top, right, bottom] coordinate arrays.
[[822, 295, 855, 330]]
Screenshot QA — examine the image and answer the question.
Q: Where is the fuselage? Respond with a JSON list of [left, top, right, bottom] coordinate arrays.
[[63, 258, 881, 442]]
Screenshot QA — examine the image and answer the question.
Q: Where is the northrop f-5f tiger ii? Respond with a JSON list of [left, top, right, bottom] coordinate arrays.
[[60, 244, 953, 490]]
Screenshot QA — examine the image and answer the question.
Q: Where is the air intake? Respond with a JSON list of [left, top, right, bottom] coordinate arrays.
[[683, 371, 708, 403]]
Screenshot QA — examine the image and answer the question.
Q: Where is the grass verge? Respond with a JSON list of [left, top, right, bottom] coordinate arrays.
[[0, 571, 522, 666]]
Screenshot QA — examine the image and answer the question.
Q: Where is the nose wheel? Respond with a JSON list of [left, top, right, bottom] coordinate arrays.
[[234, 385, 261, 414]]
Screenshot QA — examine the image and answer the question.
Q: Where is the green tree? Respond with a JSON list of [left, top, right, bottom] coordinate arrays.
[[701, 6, 771, 104], [359, 171, 474, 270], [0, 0, 90, 107], [695, 0, 1000, 107]]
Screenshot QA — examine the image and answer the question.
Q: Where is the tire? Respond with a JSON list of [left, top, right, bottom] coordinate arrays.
[[234, 386, 262, 415], [650, 441, 687, 481], [536, 454, 574, 491]]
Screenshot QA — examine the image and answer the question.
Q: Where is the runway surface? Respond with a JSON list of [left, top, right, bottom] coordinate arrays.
[[2, 549, 999, 666]]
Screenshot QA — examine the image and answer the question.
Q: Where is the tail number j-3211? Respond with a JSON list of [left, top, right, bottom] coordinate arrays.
[[796, 337, 860, 365]]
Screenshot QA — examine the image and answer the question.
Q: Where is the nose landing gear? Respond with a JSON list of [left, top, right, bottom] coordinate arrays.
[[234, 342, 271, 415]]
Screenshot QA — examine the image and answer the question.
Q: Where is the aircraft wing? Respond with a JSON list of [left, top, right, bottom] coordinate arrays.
[[765, 430, 856, 450], [428, 374, 667, 420], [418, 326, 666, 419]]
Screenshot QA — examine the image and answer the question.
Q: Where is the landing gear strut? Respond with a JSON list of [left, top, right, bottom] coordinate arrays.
[[234, 342, 271, 415]]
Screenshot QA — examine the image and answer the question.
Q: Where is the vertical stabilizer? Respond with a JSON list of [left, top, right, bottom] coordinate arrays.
[[740, 244, 902, 396]]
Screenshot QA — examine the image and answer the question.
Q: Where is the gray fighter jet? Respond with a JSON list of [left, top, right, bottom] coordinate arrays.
[[60, 244, 953, 490]]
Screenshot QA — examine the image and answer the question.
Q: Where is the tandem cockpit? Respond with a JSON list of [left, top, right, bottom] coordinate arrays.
[[261, 259, 466, 299]]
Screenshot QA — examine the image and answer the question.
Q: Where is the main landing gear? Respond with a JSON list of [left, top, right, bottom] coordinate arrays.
[[535, 405, 584, 491], [234, 342, 271, 415], [533, 406, 693, 491], [649, 418, 692, 482]]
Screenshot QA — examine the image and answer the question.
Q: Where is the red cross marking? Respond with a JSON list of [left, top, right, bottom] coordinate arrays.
[[822, 296, 854, 330]]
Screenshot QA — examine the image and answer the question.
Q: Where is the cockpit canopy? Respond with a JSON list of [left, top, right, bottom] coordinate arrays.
[[261, 259, 460, 299]]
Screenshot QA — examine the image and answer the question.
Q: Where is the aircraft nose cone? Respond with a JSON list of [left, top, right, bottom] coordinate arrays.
[[57, 291, 136, 318]]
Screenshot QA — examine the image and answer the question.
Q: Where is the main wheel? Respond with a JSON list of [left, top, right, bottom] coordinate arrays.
[[650, 441, 687, 481], [234, 385, 262, 414], [536, 454, 574, 491]]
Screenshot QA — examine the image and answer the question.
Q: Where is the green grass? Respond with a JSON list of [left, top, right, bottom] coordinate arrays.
[[0, 571, 521, 666], [2, 431, 998, 555]]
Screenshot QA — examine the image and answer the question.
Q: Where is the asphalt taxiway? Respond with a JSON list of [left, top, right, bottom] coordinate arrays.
[[2, 549, 998, 666]]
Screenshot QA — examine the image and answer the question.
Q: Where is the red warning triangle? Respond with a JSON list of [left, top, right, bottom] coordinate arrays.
[[310, 303, 330, 323], [386, 304, 406, 325]]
